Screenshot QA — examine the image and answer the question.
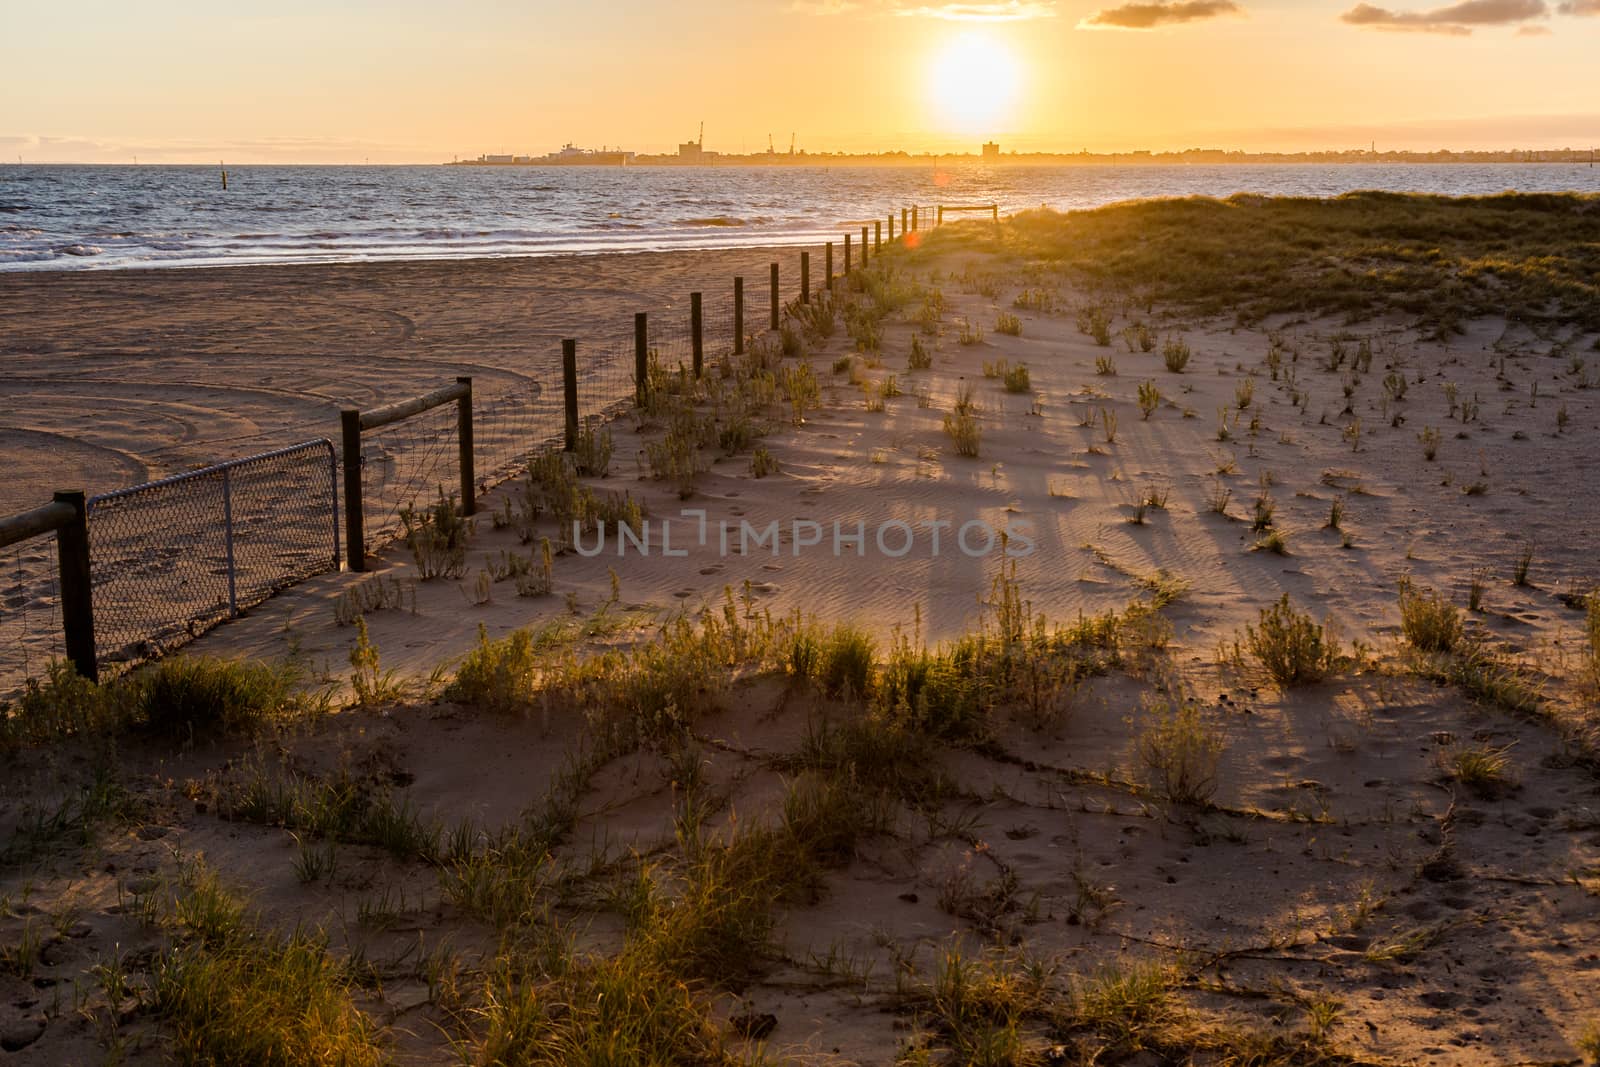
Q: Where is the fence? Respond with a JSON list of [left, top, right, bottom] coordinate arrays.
[[86, 440, 340, 675], [0, 201, 985, 694]]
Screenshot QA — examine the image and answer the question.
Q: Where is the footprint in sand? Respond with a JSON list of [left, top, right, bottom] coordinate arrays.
[[699, 565, 723, 576]]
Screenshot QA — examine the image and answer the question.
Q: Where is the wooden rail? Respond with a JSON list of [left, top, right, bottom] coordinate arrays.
[[342, 377, 473, 572]]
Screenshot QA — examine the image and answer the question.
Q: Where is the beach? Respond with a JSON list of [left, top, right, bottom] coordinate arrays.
[[3, 206, 1600, 1063]]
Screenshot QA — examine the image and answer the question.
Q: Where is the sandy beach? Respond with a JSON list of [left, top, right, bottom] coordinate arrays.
[[3, 209, 1599, 1064]]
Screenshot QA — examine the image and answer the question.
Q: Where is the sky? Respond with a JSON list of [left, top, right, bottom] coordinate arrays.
[[2, 0, 1598, 162]]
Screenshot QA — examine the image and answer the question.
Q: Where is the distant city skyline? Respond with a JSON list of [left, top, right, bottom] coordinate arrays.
[[3, 0, 1598, 164]]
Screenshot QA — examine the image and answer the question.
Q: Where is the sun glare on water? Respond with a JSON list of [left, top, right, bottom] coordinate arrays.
[[928, 32, 1021, 136]]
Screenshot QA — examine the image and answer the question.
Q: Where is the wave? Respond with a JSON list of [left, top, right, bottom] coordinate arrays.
[[55, 243, 104, 257], [680, 216, 747, 227]]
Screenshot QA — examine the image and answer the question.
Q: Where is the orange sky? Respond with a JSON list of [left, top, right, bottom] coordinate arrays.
[[3, 0, 1598, 162]]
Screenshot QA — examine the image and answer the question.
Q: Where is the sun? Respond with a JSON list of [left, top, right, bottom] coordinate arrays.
[[927, 32, 1021, 136]]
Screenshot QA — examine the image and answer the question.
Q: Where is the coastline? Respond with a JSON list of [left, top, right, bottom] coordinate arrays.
[[0, 244, 816, 510]]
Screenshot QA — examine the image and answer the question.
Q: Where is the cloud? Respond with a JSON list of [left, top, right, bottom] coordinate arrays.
[[1079, 0, 1243, 29], [893, 1, 1058, 18], [1557, 0, 1600, 12], [1339, 0, 1548, 34], [1516, 20, 1553, 28]]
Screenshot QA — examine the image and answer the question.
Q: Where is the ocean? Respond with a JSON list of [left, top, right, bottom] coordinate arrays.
[[3, 162, 1598, 272]]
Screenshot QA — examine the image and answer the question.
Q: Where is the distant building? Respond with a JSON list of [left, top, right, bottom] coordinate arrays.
[[482, 154, 515, 164], [678, 140, 705, 162], [982, 141, 1000, 159]]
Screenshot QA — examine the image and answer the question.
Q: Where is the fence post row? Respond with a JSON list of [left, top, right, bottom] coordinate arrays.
[[690, 292, 704, 376], [562, 340, 579, 453], [733, 277, 744, 356], [769, 263, 779, 331], [635, 312, 649, 406], [342, 377, 473, 573]]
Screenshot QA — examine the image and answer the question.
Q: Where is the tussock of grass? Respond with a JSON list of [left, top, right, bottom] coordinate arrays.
[[153, 865, 383, 1065], [2, 655, 314, 748], [1399, 580, 1464, 653]]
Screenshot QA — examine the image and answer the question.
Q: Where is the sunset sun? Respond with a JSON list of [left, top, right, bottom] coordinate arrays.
[[927, 32, 1021, 135]]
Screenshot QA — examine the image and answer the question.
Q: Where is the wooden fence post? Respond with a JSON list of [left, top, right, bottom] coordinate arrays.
[[562, 339, 579, 452], [874, 220, 882, 252], [901, 207, 908, 236], [992, 204, 999, 223], [887, 214, 894, 243], [635, 312, 649, 406], [733, 277, 744, 356], [912, 206, 919, 231], [340, 409, 365, 572], [861, 226, 869, 268], [800, 251, 810, 304], [769, 263, 779, 331], [690, 292, 703, 376], [54, 489, 97, 683], [843, 234, 851, 275], [456, 376, 475, 515], [826, 242, 834, 287]]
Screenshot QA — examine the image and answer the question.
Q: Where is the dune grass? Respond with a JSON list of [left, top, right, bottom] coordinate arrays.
[[926, 193, 1600, 338]]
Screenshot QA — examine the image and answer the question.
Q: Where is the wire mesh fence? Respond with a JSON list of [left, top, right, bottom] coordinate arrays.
[[1, 218, 939, 693], [86, 440, 340, 676], [1, 542, 64, 697]]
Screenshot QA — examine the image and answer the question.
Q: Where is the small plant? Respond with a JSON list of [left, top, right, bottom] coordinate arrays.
[[1444, 743, 1516, 798], [908, 334, 932, 370], [832, 354, 853, 374], [1001, 363, 1031, 394], [349, 617, 404, 706], [1512, 541, 1534, 586], [1468, 569, 1489, 612], [1095, 355, 1117, 376], [1253, 528, 1289, 554], [1251, 489, 1275, 532], [1556, 403, 1571, 434], [1161, 335, 1191, 373], [400, 490, 471, 580], [1399, 580, 1464, 654], [1101, 407, 1118, 444], [1136, 380, 1160, 420], [958, 318, 985, 346], [1234, 378, 1254, 411], [572, 420, 613, 477], [1136, 697, 1223, 806], [1205, 476, 1232, 515], [1326, 495, 1345, 530], [1418, 426, 1441, 461], [1246, 595, 1341, 686], [943, 411, 981, 457], [995, 311, 1022, 336], [750, 446, 779, 477]]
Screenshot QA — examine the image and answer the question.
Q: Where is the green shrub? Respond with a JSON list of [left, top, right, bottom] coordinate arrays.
[[995, 311, 1022, 336], [1399, 581, 1464, 653], [446, 625, 538, 712], [1245, 595, 1340, 686], [1162, 335, 1191, 372], [943, 411, 981, 457], [1136, 700, 1224, 806], [1001, 363, 1031, 393]]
